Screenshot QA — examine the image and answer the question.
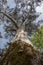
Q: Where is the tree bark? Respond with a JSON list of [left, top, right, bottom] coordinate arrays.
[[0, 29, 43, 65], [0, 11, 43, 65]]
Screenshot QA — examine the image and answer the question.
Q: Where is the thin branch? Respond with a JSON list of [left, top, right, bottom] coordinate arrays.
[[21, 19, 28, 30], [0, 11, 19, 29]]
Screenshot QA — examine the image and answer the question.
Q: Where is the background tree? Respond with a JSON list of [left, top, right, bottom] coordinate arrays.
[[31, 26, 43, 53]]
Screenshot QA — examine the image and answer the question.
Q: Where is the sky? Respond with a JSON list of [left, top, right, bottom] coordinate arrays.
[[36, 1, 43, 13], [7, 0, 43, 13], [7, 0, 16, 8], [0, 0, 43, 49], [34, 1, 43, 26]]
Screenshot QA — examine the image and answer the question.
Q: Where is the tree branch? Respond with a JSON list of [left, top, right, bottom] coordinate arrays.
[[21, 19, 28, 30], [0, 11, 19, 29]]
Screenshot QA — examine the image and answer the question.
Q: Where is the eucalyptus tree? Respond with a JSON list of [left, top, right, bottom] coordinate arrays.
[[0, 1, 43, 64], [0, 9, 43, 65]]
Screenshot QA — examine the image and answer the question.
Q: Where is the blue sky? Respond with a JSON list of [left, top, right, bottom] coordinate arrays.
[[7, 0, 16, 8]]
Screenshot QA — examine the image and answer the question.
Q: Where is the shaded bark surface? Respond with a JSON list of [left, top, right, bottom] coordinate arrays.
[[0, 39, 43, 65]]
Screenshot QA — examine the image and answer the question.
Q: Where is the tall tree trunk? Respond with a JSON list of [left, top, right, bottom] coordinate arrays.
[[0, 11, 43, 65], [0, 29, 43, 65]]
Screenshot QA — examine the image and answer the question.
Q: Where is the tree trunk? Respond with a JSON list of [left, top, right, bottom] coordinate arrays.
[[0, 29, 43, 65]]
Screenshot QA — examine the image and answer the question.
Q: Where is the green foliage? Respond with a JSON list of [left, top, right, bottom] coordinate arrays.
[[31, 27, 43, 52]]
